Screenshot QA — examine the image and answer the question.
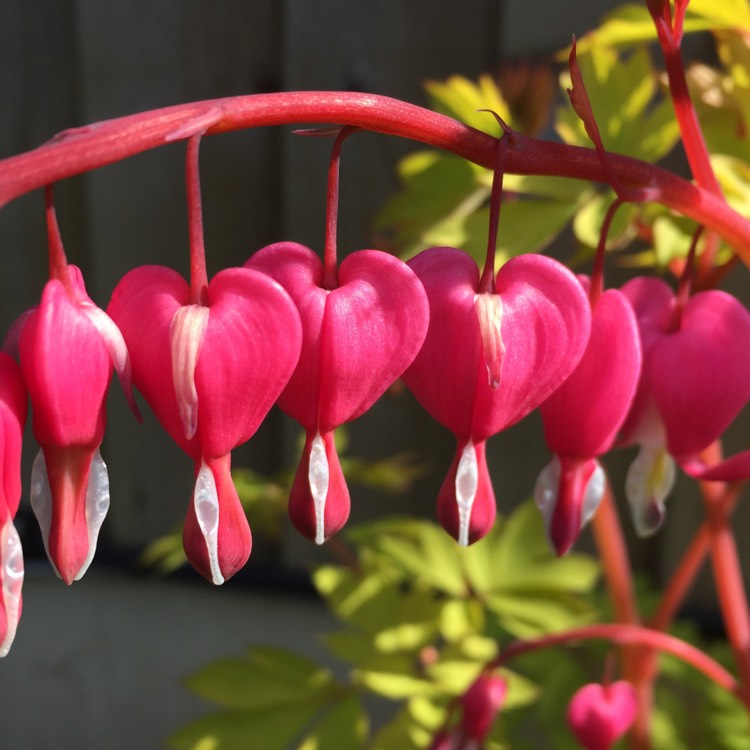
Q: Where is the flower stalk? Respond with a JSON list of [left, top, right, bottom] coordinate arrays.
[[2, 93, 750, 264]]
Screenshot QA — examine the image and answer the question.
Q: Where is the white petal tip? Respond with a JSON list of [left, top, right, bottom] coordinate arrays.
[[194, 462, 224, 586], [0, 519, 23, 657], [308, 434, 330, 547], [455, 443, 479, 547]]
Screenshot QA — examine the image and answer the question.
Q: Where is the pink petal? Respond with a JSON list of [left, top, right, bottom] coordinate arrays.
[[534, 456, 605, 556], [567, 681, 638, 750], [81, 301, 141, 421], [30, 445, 108, 584], [288, 430, 349, 544], [182, 453, 252, 584], [0, 353, 27, 519], [649, 289, 750, 458], [20, 278, 112, 448], [541, 289, 641, 458], [108, 265, 302, 460], [682, 449, 750, 481], [246, 242, 429, 432], [437, 440, 496, 545], [460, 672, 508, 741], [196, 267, 302, 458], [619, 277, 750, 459], [403, 247, 591, 442], [107, 265, 194, 453]]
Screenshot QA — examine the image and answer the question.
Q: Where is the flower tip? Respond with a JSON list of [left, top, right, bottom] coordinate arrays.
[[288, 432, 350, 545], [0, 518, 24, 656], [30, 448, 110, 584], [535, 457, 604, 557], [460, 672, 508, 741], [567, 681, 638, 750], [183, 457, 252, 585], [437, 441, 496, 546], [625, 445, 674, 537]]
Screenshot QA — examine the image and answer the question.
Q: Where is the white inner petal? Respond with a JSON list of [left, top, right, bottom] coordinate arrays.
[[475, 293, 505, 389], [194, 461, 224, 585], [533, 455, 560, 540], [0, 518, 24, 657], [625, 444, 675, 537], [76, 448, 110, 581], [170, 305, 210, 440], [581, 460, 606, 527], [29, 449, 60, 579], [455, 443, 479, 547], [308, 433, 330, 546]]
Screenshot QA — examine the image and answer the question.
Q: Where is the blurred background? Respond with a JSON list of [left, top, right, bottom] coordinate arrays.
[[1, 1, 745, 748]]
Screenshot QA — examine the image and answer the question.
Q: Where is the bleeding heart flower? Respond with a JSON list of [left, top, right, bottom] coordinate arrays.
[[246, 241, 429, 544], [0, 353, 27, 656], [108, 264, 302, 583], [535, 286, 641, 555], [460, 672, 508, 742], [567, 681, 638, 750], [402, 246, 591, 545], [618, 276, 750, 535], [18, 265, 135, 584]]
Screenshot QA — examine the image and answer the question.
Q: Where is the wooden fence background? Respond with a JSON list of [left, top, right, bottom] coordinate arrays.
[[2, 0, 745, 601], [1, 3, 747, 744]]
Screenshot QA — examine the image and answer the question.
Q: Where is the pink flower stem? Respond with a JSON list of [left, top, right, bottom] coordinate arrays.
[[495, 623, 744, 704], [2, 93, 750, 264], [588, 198, 623, 306], [648, 1, 722, 274], [591, 483, 651, 749], [702, 480, 750, 696], [592, 483, 640, 628], [478, 119, 511, 294], [636, 483, 743, 725], [185, 134, 208, 305], [321, 127, 357, 290]]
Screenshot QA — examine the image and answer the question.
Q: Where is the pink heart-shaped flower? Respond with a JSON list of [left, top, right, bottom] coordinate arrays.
[[567, 681, 638, 750], [535, 287, 641, 555], [19, 266, 133, 584], [109, 265, 301, 459], [403, 248, 591, 443], [541, 288, 641, 459], [246, 241, 429, 543], [621, 276, 750, 460], [618, 276, 750, 534], [402, 247, 591, 544], [108, 264, 302, 582]]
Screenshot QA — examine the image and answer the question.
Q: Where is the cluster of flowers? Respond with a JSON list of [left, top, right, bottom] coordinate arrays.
[[427, 670, 636, 750], [2, 211, 750, 659], [3, 127, 750, 669]]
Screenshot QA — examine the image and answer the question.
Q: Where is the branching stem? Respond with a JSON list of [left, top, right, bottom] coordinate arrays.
[[2, 93, 750, 266]]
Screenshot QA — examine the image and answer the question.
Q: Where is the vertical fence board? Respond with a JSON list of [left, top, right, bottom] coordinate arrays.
[[278, 0, 508, 567], [72, 0, 285, 547]]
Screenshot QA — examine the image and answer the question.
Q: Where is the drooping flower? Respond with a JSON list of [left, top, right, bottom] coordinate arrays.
[[108, 133, 303, 584], [246, 241, 429, 544], [618, 276, 750, 534], [567, 681, 638, 750], [17, 264, 136, 584], [245, 128, 429, 545], [108, 264, 302, 583], [0, 352, 27, 656], [459, 672, 508, 742], [535, 284, 641, 555], [402, 246, 591, 545]]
